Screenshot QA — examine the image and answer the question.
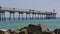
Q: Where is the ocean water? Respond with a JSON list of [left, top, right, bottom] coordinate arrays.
[[0, 19, 60, 30]]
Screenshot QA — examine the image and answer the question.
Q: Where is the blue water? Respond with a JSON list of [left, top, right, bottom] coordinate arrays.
[[0, 19, 60, 30]]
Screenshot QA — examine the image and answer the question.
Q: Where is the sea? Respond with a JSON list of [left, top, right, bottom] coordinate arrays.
[[0, 18, 60, 31]]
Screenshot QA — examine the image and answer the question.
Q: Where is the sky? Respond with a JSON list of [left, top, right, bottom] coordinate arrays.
[[0, 0, 60, 17]]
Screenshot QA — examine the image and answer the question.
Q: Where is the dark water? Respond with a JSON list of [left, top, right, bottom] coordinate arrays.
[[0, 19, 60, 30]]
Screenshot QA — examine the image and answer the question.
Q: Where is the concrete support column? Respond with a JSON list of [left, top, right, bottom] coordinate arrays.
[[32, 14, 34, 19], [13, 13, 15, 21], [18, 12, 23, 20], [29, 14, 31, 20], [3, 12, 6, 21], [46, 14, 49, 19], [38, 14, 39, 19], [34, 14, 36, 19], [45, 14, 56, 19], [54, 14, 56, 19], [26, 13, 30, 20], [22, 13, 23, 19], [2, 12, 4, 21], [18, 13, 20, 20], [32, 14, 35, 19], [46, 14, 54, 19], [52, 14, 56, 19], [32, 13, 35, 19], [40, 14, 43, 19], [34, 14, 35, 19], [43, 14, 46, 19], [9, 13, 11, 21], [0, 13, 1, 21], [26, 13, 27, 19], [9, 12, 15, 21]]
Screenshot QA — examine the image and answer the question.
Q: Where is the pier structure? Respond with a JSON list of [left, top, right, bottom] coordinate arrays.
[[0, 6, 56, 21]]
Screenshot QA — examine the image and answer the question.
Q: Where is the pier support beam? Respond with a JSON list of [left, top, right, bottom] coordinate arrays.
[[18, 13, 20, 20], [34, 14, 36, 19], [45, 15, 48, 19], [40, 14, 43, 19], [0, 7, 6, 21], [26, 13, 30, 20], [38, 14, 40, 19], [26, 13, 27, 19], [45, 10, 56, 19], [1, 12, 5, 21], [32, 14, 34, 19], [32, 13, 37, 19], [18, 12, 21, 20], [3, 12, 6, 21], [13, 13, 15, 21], [53, 13, 56, 19], [9, 13, 11, 21], [9, 12, 15, 21], [32, 13, 36, 19], [0, 13, 1, 21], [46, 14, 53, 19], [51, 11, 56, 19], [22, 13, 23, 19], [29, 14, 31, 20], [0, 7, 1, 21], [18, 12, 24, 20], [2, 13, 3, 21]]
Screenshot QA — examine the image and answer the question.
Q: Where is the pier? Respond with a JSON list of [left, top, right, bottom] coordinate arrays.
[[0, 6, 56, 21]]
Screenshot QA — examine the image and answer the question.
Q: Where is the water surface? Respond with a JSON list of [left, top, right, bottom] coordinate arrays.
[[0, 19, 60, 30]]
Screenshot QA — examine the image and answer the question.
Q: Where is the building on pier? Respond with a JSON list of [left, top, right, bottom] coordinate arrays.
[[0, 6, 56, 21]]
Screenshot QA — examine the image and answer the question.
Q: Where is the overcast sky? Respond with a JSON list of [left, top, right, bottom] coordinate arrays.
[[0, 0, 60, 17]]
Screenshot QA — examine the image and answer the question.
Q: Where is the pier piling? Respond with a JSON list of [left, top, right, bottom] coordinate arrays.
[[0, 13, 1, 21], [9, 13, 11, 21], [18, 13, 20, 20], [13, 13, 15, 21]]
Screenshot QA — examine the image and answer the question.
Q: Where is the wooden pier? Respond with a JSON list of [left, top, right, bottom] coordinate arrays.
[[0, 6, 56, 21]]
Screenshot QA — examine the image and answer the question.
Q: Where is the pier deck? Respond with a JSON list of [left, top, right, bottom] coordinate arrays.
[[0, 6, 56, 21]]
